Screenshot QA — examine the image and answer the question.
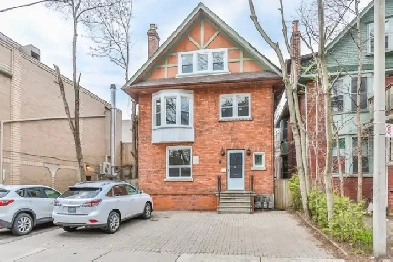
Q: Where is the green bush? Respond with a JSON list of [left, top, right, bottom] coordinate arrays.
[[288, 174, 372, 251], [288, 174, 302, 212], [308, 188, 372, 250]]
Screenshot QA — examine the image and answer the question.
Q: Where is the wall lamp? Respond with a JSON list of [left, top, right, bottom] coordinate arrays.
[[220, 147, 225, 156], [246, 148, 251, 156]]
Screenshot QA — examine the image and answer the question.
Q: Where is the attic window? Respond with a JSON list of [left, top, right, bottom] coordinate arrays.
[[177, 48, 229, 77]]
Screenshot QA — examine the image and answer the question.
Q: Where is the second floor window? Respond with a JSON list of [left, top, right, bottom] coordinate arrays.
[[368, 20, 390, 53], [177, 48, 228, 76], [152, 90, 193, 128], [332, 79, 344, 112], [350, 77, 368, 112], [219, 94, 251, 119]]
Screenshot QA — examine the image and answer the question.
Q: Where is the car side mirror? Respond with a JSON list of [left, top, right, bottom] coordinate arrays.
[[139, 190, 143, 194]]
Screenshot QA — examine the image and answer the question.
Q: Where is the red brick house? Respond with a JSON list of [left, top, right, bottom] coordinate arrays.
[[122, 3, 282, 212]]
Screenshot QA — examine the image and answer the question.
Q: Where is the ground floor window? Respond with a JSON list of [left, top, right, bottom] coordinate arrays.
[[166, 146, 192, 179], [332, 135, 373, 175]]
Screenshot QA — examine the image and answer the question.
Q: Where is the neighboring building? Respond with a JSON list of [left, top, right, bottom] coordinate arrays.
[[275, 0, 393, 211], [122, 119, 132, 142], [123, 3, 283, 211], [0, 32, 122, 192]]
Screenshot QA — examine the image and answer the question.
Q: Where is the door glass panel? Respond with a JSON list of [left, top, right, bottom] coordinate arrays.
[[26, 188, 44, 198], [229, 152, 243, 178], [43, 188, 61, 198]]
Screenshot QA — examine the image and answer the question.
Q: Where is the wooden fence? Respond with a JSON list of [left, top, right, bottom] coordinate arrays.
[[274, 179, 292, 210]]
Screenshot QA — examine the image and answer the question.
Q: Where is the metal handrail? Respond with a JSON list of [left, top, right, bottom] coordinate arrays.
[[217, 175, 222, 203], [250, 175, 254, 213]]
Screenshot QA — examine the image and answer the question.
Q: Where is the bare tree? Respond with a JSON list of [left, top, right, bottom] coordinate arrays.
[[85, 0, 138, 180], [46, 0, 120, 181], [248, 0, 311, 217], [0, 0, 60, 13]]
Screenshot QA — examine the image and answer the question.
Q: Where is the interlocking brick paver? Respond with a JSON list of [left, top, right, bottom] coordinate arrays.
[[0, 211, 339, 259]]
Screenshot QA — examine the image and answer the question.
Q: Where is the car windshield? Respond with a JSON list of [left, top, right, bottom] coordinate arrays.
[[0, 189, 9, 198], [59, 187, 101, 199]]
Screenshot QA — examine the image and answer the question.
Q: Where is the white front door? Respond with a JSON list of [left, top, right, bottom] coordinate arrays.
[[227, 150, 245, 190]]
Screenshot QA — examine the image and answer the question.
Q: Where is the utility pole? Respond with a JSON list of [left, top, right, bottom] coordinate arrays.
[[110, 84, 117, 178], [373, 0, 387, 258]]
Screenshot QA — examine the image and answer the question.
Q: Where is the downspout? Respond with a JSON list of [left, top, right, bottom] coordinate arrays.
[[0, 121, 3, 184], [305, 85, 309, 174]]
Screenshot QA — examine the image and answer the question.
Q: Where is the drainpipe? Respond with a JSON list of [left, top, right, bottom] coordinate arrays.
[[110, 84, 117, 178], [0, 121, 3, 184]]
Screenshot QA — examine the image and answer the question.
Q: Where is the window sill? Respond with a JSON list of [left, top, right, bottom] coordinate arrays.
[[152, 125, 193, 130], [176, 70, 230, 78], [251, 167, 267, 171], [366, 50, 393, 57], [332, 173, 373, 178], [219, 117, 253, 122], [164, 178, 194, 182]]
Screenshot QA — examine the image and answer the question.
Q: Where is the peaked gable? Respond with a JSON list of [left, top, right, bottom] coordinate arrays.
[[124, 2, 281, 88]]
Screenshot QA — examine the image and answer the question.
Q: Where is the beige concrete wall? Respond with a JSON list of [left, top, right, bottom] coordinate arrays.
[[0, 38, 122, 192]]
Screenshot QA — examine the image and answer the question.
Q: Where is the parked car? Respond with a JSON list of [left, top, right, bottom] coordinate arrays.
[[52, 180, 153, 234], [0, 185, 61, 236]]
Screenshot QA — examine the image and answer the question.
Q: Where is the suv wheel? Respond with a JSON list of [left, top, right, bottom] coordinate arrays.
[[142, 202, 152, 219], [63, 226, 78, 232], [11, 213, 33, 236], [104, 211, 120, 234]]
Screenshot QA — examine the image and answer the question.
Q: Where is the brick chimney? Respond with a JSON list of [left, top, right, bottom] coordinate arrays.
[[147, 24, 160, 58], [291, 20, 301, 75]]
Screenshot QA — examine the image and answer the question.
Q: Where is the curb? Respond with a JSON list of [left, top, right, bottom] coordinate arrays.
[[296, 212, 349, 258]]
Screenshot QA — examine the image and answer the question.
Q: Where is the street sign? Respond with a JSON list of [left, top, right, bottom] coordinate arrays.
[[386, 124, 393, 137]]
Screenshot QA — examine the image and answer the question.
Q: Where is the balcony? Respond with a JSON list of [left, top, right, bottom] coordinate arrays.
[[368, 84, 393, 122]]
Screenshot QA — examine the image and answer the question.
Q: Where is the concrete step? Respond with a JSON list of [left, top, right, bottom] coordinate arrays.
[[219, 201, 251, 207], [219, 191, 255, 198], [217, 206, 252, 214], [219, 196, 252, 201]]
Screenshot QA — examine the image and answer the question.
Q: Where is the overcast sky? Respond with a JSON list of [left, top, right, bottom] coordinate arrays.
[[0, 0, 373, 119]]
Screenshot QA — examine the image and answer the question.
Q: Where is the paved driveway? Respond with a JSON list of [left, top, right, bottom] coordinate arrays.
[[0, 211, 342, 261]]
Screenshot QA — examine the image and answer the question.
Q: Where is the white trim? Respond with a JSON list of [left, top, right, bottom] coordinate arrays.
[[166, 146, 193, 181], [152, 89, 194, 129], [219, 93, 251, 120], [366, 19, 392, 54], [176, 48, 229, 77], [251, 152, 266, 171]]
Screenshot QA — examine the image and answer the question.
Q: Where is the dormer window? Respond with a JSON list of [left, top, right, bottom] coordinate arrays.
[[177, 48, 229, 77]]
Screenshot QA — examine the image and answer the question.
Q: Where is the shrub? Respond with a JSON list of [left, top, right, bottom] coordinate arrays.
[[288, 175, 372, 251], [288, 174, 302, 212]]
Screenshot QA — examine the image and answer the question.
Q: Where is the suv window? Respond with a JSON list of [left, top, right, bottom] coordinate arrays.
[[0, 189, 8, 198], [107, 185, 128, 197], [15, 189, 24, 197], [124, 184, 139, 195], [26, 188, 44, 198], [60, 187, 101, 199], [44, 188, 61, 198]]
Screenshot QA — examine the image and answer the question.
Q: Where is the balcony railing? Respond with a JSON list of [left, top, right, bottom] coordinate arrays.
[[368, 84, 392, 121]]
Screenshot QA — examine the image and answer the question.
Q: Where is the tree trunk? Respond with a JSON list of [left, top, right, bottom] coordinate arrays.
[[72, 11, 85, 181], [317, 0, 333, 230], [355, 0, 363, 202], [335, 130, 344, 197]]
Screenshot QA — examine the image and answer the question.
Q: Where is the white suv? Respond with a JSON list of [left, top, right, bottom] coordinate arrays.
[[0, 185, 61, 236], [52, 180, 153, 234]]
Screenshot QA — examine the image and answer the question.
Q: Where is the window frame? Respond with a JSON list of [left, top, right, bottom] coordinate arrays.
[[165, 146, 193, 181], [331, 79, 344, 113], [177, 48, 229, 77], [367, 19, 391, 54], [251, 152, 266, 170], [350, 76, 368, 112], [219, 93, 252, 120], [152, 90, 194, 129]]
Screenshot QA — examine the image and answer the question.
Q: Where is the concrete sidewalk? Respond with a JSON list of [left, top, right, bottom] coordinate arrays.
[[0, 245, 345, 262]]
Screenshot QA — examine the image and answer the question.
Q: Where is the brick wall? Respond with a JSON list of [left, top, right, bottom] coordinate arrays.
[[137, 81, 274, 211], [0, 38, 122, 192]]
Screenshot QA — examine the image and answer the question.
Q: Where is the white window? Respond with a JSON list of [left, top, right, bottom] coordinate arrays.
[[152, 90, 193, 128], [331, 79, 344, 112], [252, 152, 266, 170], [368, 20, 390, 53], [219, 94, 251, 119], [177, 48, 229, 76], [166, 146, 192, 180]]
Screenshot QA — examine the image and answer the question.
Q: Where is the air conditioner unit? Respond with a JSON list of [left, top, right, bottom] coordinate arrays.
[[99, 162, 111, 175]]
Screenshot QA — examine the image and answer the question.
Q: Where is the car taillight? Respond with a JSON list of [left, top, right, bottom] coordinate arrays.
[[0, 199, 14, 207], [54, 200, 62, 206], [82, 199, 102, 207]]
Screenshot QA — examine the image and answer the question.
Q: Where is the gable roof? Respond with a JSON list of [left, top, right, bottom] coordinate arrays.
[[123, 2, 281, 88], [326, 0, 374, 51]]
